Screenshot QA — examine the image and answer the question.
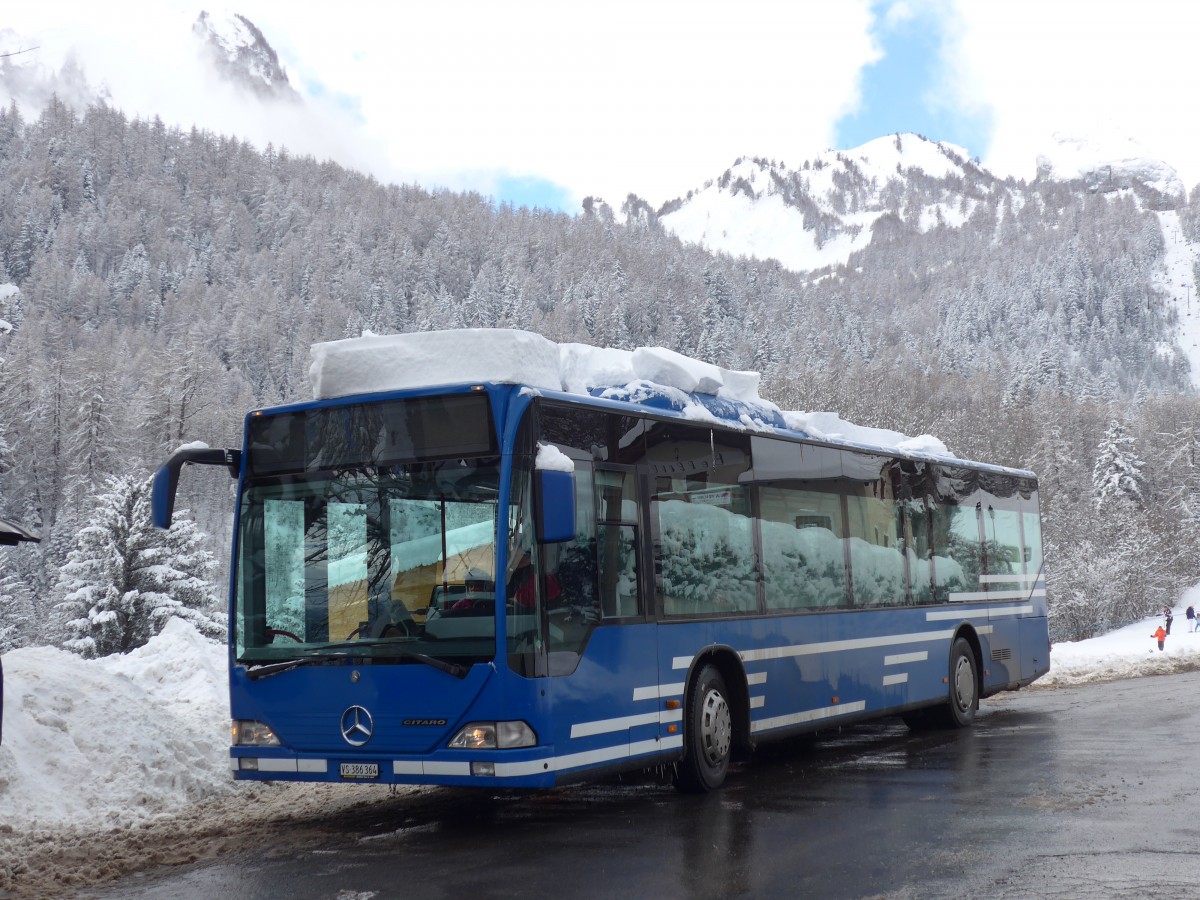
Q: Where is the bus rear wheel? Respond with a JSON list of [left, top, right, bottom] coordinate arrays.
[[903, 637, 979, 731], [938, 637, 979, 728], [675, 664, 732, 793]]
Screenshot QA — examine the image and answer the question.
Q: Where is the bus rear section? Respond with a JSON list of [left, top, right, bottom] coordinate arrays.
[[532, 393, 1048, 790]]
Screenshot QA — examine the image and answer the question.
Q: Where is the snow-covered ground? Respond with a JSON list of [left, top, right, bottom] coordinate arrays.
[[1040, 584, 1200, 685], [1154, 209, 1200, 388], [0, 619, 401, 897]]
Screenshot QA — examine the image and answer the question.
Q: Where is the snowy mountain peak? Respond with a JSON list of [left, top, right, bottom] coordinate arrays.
[[659, 129, 1193, 274], [832, 132, 975, 181], [658, 133, 988, 273], [1035, 131, 1184, 203], [192, 10, 299, 102], [0, 9, 301, 117]]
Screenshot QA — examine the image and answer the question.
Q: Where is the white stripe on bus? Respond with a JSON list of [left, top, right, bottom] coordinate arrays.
[[948, 589, 1045, 602], [247, 758, 330, 774], [746, 672, 768, 685], [750, 695, 765, 709], [751, 700, 867, 733], [571, 708, 682, 739], [677, 613, 1019, 671], [738, 629, 954, 663], [392, 760, 472, 776], [488, 735, 685, 778], [884, 651, 927, 665], [883, 673, 908, 686], [926, 605, 1034, 621], [632, 682, 685, 701], [979, 573, 1042, 584]]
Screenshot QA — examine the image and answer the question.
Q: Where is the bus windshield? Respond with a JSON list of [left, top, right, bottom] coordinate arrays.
[[233, 395, 511, 669]]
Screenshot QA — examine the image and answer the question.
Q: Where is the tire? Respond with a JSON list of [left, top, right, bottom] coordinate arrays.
[[675, 664, 733, 793], [939, 636, 979, 728], [907, 638, 979, 730]]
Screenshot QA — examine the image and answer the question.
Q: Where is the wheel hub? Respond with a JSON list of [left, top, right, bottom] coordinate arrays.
[[699, 688, 732, 766], [953, 655, 976, 711]]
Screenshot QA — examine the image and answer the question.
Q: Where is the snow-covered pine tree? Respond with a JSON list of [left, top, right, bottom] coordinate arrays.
[[1092, 420, 1145, 509], [0, 569, 35, 653], [55, 473, 225, 657]]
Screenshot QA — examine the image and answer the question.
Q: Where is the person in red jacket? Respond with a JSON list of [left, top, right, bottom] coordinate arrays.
[[1152, 625, 1167, 651], [509, 550, 561, 610]]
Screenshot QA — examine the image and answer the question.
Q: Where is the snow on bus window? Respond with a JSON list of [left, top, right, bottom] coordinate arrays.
[[758, 486, 848, 610], [656, 494, 758, 616], [845, 490, 906, 607]]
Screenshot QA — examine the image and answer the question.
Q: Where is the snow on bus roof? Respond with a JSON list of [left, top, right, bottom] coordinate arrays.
[[308, 328, 957, 462]]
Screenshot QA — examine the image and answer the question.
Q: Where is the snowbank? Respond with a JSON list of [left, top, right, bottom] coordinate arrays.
[[1042, 607, 1200, 686], [0, 618, 235, 830]]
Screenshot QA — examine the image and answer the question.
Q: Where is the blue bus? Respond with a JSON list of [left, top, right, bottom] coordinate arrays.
[[152, 335, 1048, 792]]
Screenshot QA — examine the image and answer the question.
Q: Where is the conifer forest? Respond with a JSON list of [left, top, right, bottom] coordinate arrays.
[[3, 99, 1200, 653]]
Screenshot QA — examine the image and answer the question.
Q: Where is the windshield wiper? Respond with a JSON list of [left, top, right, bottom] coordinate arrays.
[[245, 640, 468, 680], [245, 651, 357, 680], [325, 638, 469, 679]]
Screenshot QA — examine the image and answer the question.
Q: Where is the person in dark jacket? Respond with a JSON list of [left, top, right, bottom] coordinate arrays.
[[1187, 605, 1195, 632], [1164, 607, 1174, 636]]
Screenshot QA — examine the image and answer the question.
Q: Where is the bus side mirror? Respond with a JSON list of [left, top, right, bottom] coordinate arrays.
[[536, 469, 575, 543], [152, 447, 242, 529]]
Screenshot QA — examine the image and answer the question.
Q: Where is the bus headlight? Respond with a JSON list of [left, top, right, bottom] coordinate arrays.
[[448, 721, 536, 749], [232, 719, 281, 746]]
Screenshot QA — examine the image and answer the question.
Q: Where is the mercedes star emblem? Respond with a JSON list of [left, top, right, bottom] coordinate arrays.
[[339, 705, 374, 746]]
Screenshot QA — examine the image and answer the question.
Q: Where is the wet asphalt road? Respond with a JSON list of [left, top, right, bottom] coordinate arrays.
[[103, 671, 1200, 899]]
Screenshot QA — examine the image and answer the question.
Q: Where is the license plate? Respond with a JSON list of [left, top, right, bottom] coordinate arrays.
[[339, 763, 379, 780]]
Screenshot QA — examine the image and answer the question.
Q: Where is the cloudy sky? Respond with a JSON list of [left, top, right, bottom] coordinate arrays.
[[3, 0, 1199, 212]]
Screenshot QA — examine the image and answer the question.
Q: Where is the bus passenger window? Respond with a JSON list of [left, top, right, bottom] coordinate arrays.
[[646, 426, 757, 617], [984, 505, 1023, 581], [844, 487, 906, 607], [597, 523, 637, 617], [655, 482, 758, 616], [931, 501, 983, 601], [903, 498, 934, 604], [758, 485, 848, 610], [596, 469, 639, 618], [1022, 509, 1043, 576]]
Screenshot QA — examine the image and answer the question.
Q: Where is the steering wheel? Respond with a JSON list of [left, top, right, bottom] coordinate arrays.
[[266, 628, 303, 643], [345, 621, 415, 640]]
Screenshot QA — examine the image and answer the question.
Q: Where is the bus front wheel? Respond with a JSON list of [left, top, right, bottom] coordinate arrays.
[[676, 664, 732, 793]]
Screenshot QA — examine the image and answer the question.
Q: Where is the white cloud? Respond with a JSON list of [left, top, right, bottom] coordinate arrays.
[[249, 0, 885, 206], [2, 1, 878, 208], [948, 0, 1200, 188], [11, 1, 1199, 207]]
